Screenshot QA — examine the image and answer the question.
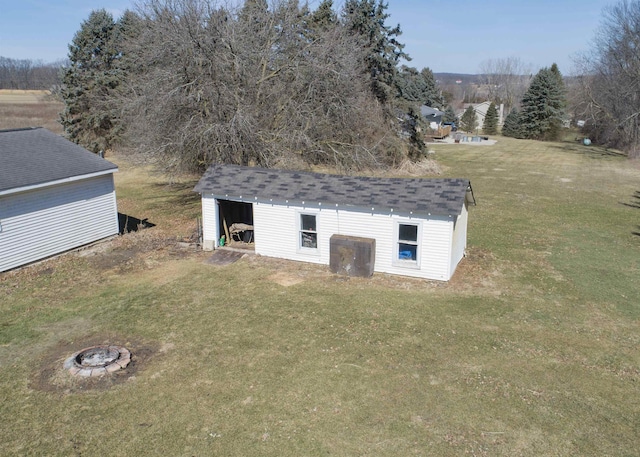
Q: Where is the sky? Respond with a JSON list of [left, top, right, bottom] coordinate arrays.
[[0, 0, 615, 74]]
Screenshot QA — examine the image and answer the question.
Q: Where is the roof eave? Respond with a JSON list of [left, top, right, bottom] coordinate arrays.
[[0, 168, 118, 197], [196, 191, 464, 217]]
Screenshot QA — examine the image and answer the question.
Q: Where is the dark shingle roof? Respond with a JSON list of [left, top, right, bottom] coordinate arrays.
[[0, 128, 118, 193], [420, 105, 445, 118], [194, 164, 472, 216]]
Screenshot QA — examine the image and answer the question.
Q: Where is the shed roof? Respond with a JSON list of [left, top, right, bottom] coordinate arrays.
[[0, 127, 118, 194], [420, 105, 445, 118], [194, 164, 473, 216]]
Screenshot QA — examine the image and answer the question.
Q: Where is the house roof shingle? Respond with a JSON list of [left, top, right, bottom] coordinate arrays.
[[194, 164, 473, 216], [0, 127, 118, 193]]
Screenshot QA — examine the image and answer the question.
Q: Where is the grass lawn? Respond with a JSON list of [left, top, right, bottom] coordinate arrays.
[[1, 136, 639, 456]]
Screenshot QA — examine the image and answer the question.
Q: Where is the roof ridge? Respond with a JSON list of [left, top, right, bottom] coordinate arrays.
[[210, 163, 464, 182]]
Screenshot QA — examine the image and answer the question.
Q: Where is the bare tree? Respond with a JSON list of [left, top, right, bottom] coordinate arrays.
[[117, 0, 404, 173], [478, 57, 532, 112], [572, 0, 640, 158], [0, 57, 62, 90]]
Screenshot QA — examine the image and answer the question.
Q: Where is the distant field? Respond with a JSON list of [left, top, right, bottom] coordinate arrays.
[[0, 89, 52, 104], [0, 90, 63, 133]]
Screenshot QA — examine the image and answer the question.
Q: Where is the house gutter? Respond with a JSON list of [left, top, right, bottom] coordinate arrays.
[[0, 168, 118, 197]]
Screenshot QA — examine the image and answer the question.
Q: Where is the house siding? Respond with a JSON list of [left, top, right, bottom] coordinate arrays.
[[450, 202, 468, 278], [201, 194, 219, 250], [202, 196, 457, 281], [0, 174, 118, 272]]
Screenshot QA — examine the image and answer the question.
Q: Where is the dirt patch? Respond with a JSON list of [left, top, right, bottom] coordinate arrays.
[[77, 229, 203, 273], [30, 334, 159, 394], [446, 246, 503, 294], [268, 271, 306, 287], [212, 245, 506, 292], [204, 249, 247, 266]]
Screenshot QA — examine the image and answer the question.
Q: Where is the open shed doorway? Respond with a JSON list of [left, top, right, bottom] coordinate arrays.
[[218, 200, 254, 250]]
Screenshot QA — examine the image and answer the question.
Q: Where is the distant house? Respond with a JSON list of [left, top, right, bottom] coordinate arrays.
[[460, 101, 504, 129], [0, 128, 119, 272], [194, 164, 475, 281], [420, 106, 452, 139], [420, 105, 445, 128]]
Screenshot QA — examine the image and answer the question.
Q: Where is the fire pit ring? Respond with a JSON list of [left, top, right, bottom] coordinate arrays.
[[63, 345, 131, 377]]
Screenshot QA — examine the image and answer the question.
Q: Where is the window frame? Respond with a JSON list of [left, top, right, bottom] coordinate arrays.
[[393, 220, 422, 268], [297, 211, 319, 253]]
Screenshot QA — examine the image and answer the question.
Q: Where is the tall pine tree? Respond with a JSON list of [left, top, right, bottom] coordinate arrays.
[[502, 108, 523, 138], [60, 9, 131, 153], [482, 102, 499, 135], [395, 66, 443, 108], [519, 65, 565, 141], [443, 105, 457, 124], [460, 105, 478, 133], [308, 0, 337, 35], [342, 0, 408, 106], [60, 10, 122, 152]]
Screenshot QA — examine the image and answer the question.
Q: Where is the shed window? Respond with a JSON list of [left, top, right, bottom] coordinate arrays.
[[397, 222, 419, 264], [300, 214, 318, 249]]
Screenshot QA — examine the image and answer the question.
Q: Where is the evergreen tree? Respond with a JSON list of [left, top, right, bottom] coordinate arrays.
[[308, 0, 337, 35], [501, 108, 523, 138], [404, 105, 426, 160], [460, 105, 478, 133], [519, 65, 565, 141], [395, 66, 443, 108], [240, 0, 269, 21], [547, 63, 566, 140], [482, 102, 499, 135], [419, 67, 443, 108], [395, 66, 423, 103], [550, 63, 564, 89], [443, 105, 457, 124], [60, 9, 128, 153], [113, 10, 142, 73], [342, 0, 408, 105]]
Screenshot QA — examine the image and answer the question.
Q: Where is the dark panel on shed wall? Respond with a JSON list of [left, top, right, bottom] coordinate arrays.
[[330, 235, 376, 277]]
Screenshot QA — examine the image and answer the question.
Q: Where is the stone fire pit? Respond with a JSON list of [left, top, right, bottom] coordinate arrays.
[[63, 345, 131, 377]]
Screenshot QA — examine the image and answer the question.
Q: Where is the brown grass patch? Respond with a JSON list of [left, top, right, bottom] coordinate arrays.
[[390, 157, 442, 176], [0, 93, 64, 134], [0, 89, 52, 103], [267, 271, 306, 287]]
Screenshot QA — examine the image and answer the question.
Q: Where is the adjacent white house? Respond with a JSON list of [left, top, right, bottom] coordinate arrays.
[[460, 101, 504, 129], [0, 127, 119, 272], [194, 164, 475, 281]]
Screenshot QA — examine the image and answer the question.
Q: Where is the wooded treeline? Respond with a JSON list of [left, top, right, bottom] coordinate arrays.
[[0, 57, 63, 90], [570, 0, 640, 158], [61, 0, 445, 173]]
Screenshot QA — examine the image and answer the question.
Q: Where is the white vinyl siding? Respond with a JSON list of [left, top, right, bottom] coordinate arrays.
[[450, 202, 468, 277], [417, 217, 453, 280], [253, 203, 325, 264], [0, 174, 118, 272], [201, 194, 219, 249], [200, 195, 462, 281]]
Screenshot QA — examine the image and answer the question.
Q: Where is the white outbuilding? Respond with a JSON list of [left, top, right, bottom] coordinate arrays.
[[194, 164, 475, 281], [0, 127, 119, 272]]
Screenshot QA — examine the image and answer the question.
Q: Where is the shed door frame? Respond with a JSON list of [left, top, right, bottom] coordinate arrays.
[[217, 199, 254, 244]]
